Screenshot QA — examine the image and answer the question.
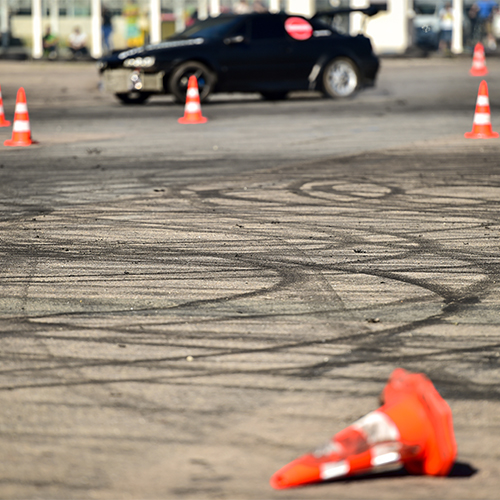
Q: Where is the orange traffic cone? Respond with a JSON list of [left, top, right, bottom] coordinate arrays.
[[270, 368, 457, 489], [470, 42, 488, 76], [465, 80, 499, 139], [0, 85, 11, 127], [4, 87, 35, 147], [178, 75, 208, 124]]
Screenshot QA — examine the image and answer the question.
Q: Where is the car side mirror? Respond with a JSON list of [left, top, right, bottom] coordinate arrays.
[[224, 35, 245, 45]]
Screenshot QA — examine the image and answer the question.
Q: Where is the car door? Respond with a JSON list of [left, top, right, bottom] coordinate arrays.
[[216, 14, 296, 92]]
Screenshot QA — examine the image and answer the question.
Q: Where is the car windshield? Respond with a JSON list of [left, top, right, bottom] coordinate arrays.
[[414, 2, 439, 15], [170, 15, 239, 40]]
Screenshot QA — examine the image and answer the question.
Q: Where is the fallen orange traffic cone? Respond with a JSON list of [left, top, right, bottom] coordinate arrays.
[[465, 80, 499, 139], [470, 42, 488, 76], [0, 85, 11, 127], [4, 87, 35, 147], [178, 75, 208, 124], [270, 368, 457, 489]]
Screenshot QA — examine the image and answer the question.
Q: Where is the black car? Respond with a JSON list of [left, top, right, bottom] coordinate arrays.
[[98, 12, 379, 104]]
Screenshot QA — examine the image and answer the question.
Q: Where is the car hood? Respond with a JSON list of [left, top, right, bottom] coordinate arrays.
[[116, 37, 205, 60], [413, 15, 439, 29], [100, 37, 206, 65]]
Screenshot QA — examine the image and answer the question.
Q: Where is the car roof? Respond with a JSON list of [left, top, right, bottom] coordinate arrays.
[[198, 12, 302, 20]]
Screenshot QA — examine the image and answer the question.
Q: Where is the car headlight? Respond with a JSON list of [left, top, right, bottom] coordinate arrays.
[[130, 71, 143, 90], [123, 56, 156, 68]]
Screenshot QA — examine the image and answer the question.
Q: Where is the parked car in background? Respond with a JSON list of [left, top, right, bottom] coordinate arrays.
[[98, 12, 379, 104], [414, 1, 443, 49], [413, 0, 474, 51], [413, 0, 442, 50]]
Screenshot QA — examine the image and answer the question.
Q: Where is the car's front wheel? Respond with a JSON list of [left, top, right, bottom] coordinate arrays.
[[322, 58, 359, 98], [168, 61, 216, 103], [115, 92, 152, 105]]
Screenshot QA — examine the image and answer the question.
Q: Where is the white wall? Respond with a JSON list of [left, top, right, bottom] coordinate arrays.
[[364, 0, 412, 55], [350, 0, 369, 36], [286, 0, 315, 17]]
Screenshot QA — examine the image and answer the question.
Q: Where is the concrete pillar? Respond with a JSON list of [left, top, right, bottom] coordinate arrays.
[[1, 0, 9, 50], [395, 0, 410, 51], [32, 0, 43, 58], [174, 0, 185, 32], [407, 0, 414, 48], [150, 0, 161, 43], [210, 0, 220, 16], [198, 0, 208, 20], [90, 0, 102, 58], [0, 0, 7, 34], [286, 0, 314, 17], [452, 0, 463, 53], [269, 0, 280, 13], [350, 0, 369, 36]]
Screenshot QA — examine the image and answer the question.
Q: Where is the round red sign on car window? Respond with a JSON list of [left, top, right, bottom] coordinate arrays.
[[285, 17, 313, 41], [285, 17, 312, 40]]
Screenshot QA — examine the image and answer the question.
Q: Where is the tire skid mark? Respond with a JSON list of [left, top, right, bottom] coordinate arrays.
[[0, 299, 497, 388], [1, 144, 500, 414]]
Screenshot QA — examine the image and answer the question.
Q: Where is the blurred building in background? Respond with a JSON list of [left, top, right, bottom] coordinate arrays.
[[0, 0, 483, 60]]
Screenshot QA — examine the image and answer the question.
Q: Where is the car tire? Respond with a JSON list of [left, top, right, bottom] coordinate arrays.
[[321, 58, 360, 98], [168, 61, 216, 103], [260, 91, 288, 101], [115, 92, 152, 105]]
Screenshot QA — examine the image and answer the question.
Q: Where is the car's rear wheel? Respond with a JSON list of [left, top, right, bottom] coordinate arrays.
[[322, 58, 359, 98], [260, 91, 288, 101], [115, 92, 152, 105], [168, 61, 216, 103]]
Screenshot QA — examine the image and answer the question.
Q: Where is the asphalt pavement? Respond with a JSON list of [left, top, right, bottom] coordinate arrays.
[[0, 57, 499, 499]]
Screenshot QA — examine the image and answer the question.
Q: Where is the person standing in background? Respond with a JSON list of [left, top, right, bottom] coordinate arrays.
[[102, 6, 113, 54], [474, 0, 499, 49], [438, 2, 453, 55], [468, 3, 480, 46]]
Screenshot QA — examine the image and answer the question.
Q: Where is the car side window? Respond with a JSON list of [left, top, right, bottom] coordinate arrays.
[[250, 16, 287, 40]]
